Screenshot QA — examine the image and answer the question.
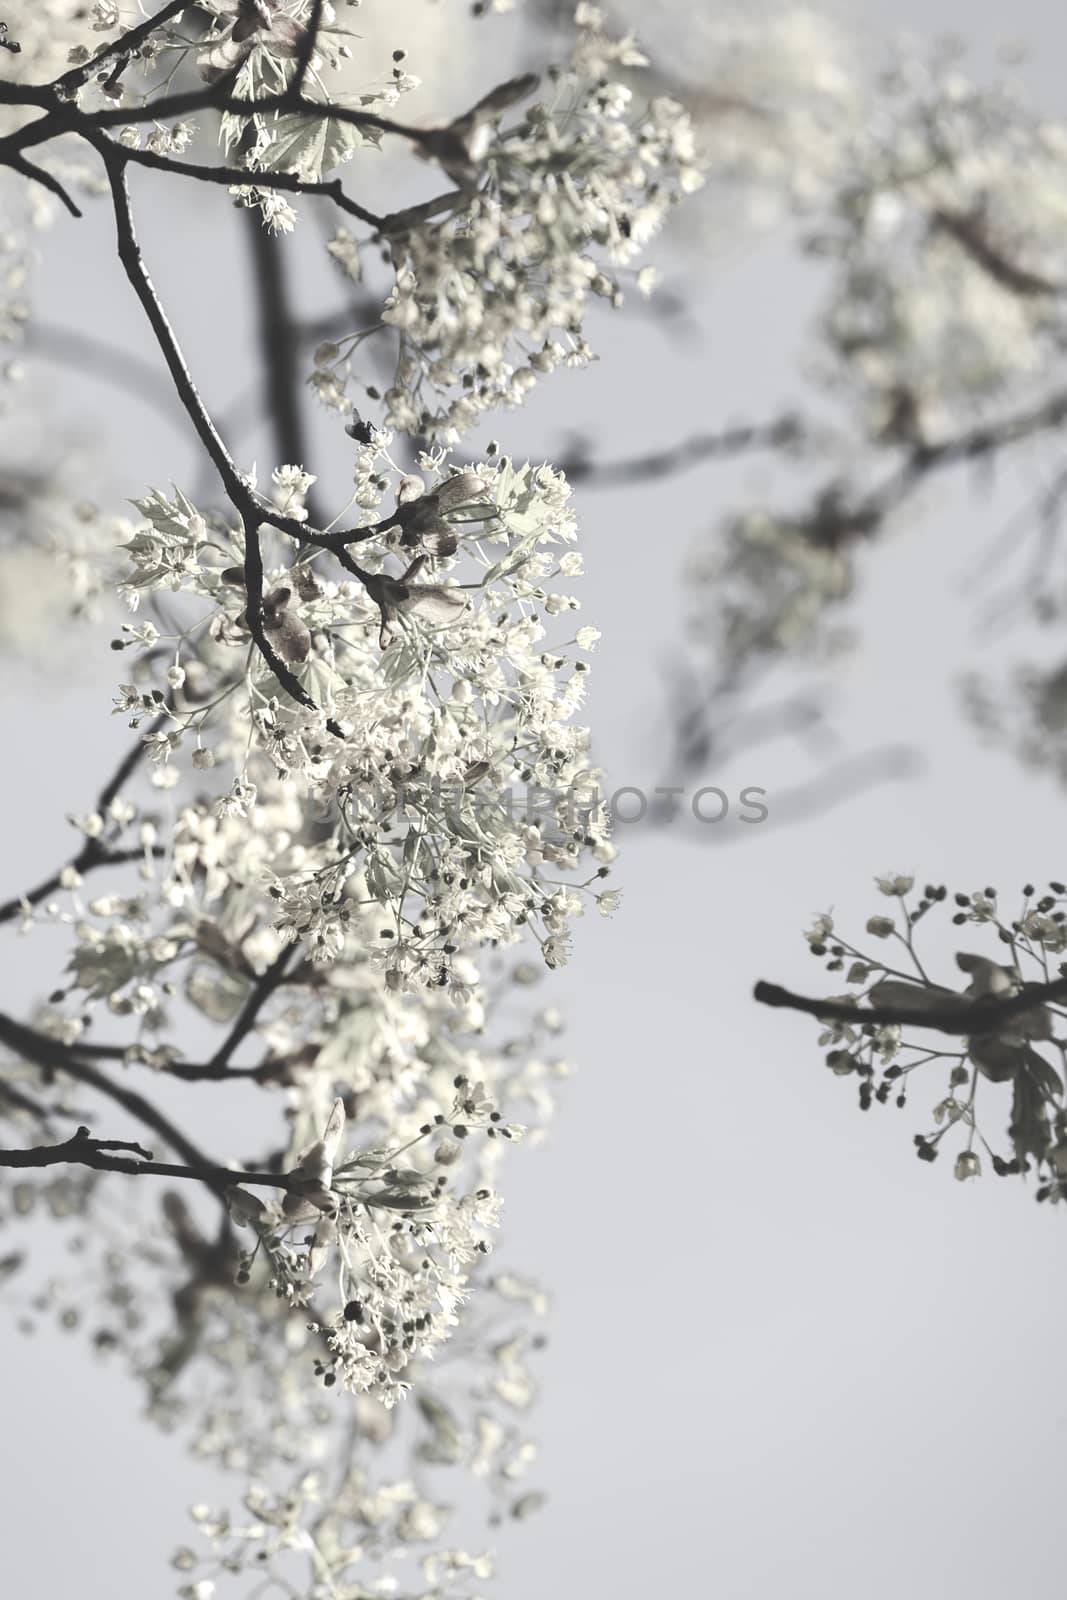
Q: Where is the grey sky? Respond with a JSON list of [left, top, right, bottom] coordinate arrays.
[[4, 2, 1067, 1596]]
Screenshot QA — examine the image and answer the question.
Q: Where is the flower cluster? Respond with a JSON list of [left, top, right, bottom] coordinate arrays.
[[226, 1090, 521, 1404], [4, 438, 601, 1590], [103, 449, 611, 996], [317, 10, 703, 437], [677, 37, 1067, 686], [794, 877, 1067, 1191], [0, 3, 721, 1596], [685, 492, 856, 666]]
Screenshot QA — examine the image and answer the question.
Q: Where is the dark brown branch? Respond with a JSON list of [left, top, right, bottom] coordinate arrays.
[[65, 63, 538, 185], [560, 415, 806, 487], [55, 0, 189, 95], [104, 153, 249, 500], [375, 188, 470, 237], [0, 1077, 55, 1124], [727, 745, 920, 829], [0, 1125, 293, 1192], [844, 385, 1067, 536], [7, 1029, 269, 1083], [932, 208, 1066, 298], [99, 144, 318, 528], [97, 149, 346, 729], [98, 719, 163, 809], [0, 1013, 219, 1175], [240, 507, 339, 727], [292, 0, 325, 100], [0, 109, 73, 163], [245, 210, 313, 502], [0, 82, 46, 107], [117, 140, 382, 227], [7, 152, 81, 216], [0, 43, 530, 712], [0, 720, 162, 926], [82, 82, 425, 140], [752, 976, 1067, 1036], [208, 947, 296, 1072], [111, 1058, 267, 1083], [0, 845, 162, 927]]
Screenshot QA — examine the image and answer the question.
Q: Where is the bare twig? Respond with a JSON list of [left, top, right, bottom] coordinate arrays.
[[244, 210, 314, 505], [0, 1013, 221, 1175], [55, 0, 189, 95], [2, 1025, 270, 1083], [560, 415, 806, 488], [98, 151, 345, 728], [932, 208, 1066, 299], [752, 975, 1067, 1036], [208, 947, 296, 1073], [103, 155, 250, 502], [117, 139, 383, 227], [0, 719, 163, 927], [0, 1125, 293, 1191], [7, 152, 81, 216], [292, 0, 325, 100], [0, 845, 163, 927]]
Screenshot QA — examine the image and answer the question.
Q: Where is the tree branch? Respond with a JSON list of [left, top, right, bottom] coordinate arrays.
[[0, 845, 164, 927], [54, 0, 190, 96], [3, 1025, 269, 1083], [7, 152, 81, 216], [117, 140, 383, 227], [104, 153, 249, 500], [0, 1013, 221, 1174], [752, 975, 1067, 1036], [560, 415, 806, 487], [931, 208, 1066, 299], [96, 149, 347, 730], [240, 506, 339, 726], [245, 208, 313, 495], [291, 0, 325, 101], [0, 82, 48, 108], [0, 27, 533, 730], [84, 84, 438, 143], [0, 719, 162, 926], [208, 947, 296, 1072], [0, 1125, 293, 1192]]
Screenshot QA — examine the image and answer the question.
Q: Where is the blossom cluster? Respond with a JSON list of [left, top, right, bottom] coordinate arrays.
[[352, 18, 703, 439], [679, 38, 1067, 682], [0, 3, 713, 1596], [3, 428, 605, 1590], [105, 449, 610, 982], [796, 876, 1067, 1191]]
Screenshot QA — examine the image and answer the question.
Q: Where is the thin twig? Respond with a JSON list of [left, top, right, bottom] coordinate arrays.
[[0, 720, 163, 926], [55, 0, 189, 95], [7, 152, 81, 216], [208, 947, 296, 1072], [752, 976, 1067, 1036], [3, 1026, 269, 1083], [0, 1013, 221, 1176], [0, 1126, 293, 1191], [117, 140, 382, 227], [560, 415, 806, 487], [98, 150, 346, 729], [292, 0, 325, 100]]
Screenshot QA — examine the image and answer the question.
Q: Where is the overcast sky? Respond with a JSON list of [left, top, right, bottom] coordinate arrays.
[[5, 3, 1067, 1597]]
